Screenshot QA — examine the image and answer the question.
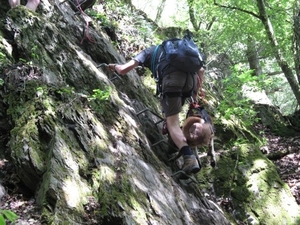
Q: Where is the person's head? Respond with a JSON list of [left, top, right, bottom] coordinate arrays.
[[182, 116, 212, 147]]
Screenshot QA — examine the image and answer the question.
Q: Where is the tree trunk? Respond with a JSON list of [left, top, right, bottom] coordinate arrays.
[[154, 0, 166, 23], [246, 36, 262, 76], [187, 0, 199, 31], [293, 3, 300, 84], [256, 0, 300, 105]]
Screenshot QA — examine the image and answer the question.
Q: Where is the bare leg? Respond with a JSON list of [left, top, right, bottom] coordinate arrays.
[[26, 0, 40, 11], [166, 114, 187, 150], [8, 0, 20, 8], [167, 113, 200, 175]]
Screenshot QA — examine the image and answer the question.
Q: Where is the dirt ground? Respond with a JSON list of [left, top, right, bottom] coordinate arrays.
[[259, 124, 300, 205]]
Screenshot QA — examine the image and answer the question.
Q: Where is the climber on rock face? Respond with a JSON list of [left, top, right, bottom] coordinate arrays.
[[8, 0, 40, 11]]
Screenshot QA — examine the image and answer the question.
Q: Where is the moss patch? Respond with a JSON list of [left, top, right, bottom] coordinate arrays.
[[203, 144, 300, 224]]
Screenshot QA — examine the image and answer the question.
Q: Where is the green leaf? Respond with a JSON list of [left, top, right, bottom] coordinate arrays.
[[2, 210, 18, 222], [0, 214, 6, 225]]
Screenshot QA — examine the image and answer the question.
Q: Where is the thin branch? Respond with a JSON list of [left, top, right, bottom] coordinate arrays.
[[213, 0, 261, 19]]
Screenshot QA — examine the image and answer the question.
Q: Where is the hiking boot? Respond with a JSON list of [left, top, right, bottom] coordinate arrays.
[[182, 155, 200, 174]]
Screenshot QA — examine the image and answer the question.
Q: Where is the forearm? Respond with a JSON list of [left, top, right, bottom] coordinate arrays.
[[110, 60, 138, 75]]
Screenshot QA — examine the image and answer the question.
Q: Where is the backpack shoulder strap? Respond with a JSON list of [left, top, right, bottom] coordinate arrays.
[[151, 45, 161, 77]]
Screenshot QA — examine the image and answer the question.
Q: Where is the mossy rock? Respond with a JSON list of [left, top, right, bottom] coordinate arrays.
[[204, 144, 300, 224]]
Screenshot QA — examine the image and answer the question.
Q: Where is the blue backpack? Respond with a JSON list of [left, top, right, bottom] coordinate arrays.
[[151, 33, 204, 77]]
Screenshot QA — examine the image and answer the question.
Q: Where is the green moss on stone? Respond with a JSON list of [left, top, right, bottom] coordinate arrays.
[[208, 143, 300, 224]]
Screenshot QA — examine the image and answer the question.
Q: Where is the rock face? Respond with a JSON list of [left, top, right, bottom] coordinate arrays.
[[0, 1, 299, 225], [0, 2, 232, 224]]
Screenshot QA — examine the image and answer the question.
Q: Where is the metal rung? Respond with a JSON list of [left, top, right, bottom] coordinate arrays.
[[171, 171, 198, 184], [136, 108, 148, 116], [96, 63, 122, 82], [154, 119, 164, 125], [136, 108, 164, 124], [136, 108, 166, 150], [151, 139, 167, 147], [109, 73, 122, 81]]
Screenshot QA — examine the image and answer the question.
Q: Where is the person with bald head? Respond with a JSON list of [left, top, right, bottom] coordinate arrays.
[[8, 0, 40, 11]]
